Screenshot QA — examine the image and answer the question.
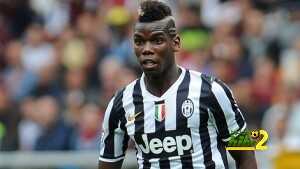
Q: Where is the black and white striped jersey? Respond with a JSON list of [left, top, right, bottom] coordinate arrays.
[[99, 67, 246, 169]]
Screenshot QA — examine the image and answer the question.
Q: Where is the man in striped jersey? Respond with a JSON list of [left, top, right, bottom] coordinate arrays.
[[99, 1, 257, 169]]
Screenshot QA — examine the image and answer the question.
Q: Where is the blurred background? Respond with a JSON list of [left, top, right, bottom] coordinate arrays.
[[0, 0, 299, 169]]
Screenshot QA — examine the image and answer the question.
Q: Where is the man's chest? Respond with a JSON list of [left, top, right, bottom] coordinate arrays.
[[122, 94, 211, 137], [122, 94, 214, 158]]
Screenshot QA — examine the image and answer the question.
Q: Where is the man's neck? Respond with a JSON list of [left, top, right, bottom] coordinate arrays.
[[144, 65, 181, 97]]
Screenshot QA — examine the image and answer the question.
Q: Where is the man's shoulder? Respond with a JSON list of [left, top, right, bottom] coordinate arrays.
[[188, 69, 216, 84], [122, 78, 140, 92], [109, 78, 140, 112], [113, 78, 139, 99]]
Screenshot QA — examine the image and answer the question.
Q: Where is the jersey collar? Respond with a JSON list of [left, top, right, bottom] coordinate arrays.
[[140, 66, 186, 100]]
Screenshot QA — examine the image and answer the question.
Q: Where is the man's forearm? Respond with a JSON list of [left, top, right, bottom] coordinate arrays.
[[98, 160, 123, 169], [229, 150, 257, 169]]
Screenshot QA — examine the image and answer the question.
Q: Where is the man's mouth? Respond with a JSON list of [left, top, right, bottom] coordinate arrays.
[[141, 59, 158, 69]]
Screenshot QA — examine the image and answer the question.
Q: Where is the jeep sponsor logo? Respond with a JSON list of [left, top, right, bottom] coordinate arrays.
[[137, 132, 193, 158]]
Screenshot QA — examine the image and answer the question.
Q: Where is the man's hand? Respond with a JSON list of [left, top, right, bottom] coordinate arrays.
[[229, 150, 257, 169], [98, 160, 123, 169]]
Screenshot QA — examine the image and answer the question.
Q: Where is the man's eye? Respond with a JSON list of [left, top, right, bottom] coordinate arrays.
[[154, 38, 164, 44], [134, 40, 144, 46]]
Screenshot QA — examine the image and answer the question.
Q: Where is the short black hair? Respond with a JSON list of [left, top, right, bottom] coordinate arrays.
[[138, 0, 172, 22]]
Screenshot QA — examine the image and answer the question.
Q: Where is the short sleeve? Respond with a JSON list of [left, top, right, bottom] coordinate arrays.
[[99, 92, 129, 162], [210, 79, 247, 142]]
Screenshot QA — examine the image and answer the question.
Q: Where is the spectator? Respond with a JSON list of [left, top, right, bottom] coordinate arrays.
[[21, 23, 55, 73], [98, 58, 136, 108], [18, 97, 41, 151], [34, 96, 76, 151], [3, 40, 38, 102], [0, 85, 20, 151], [75, 103, 102, 150], [63, 69, 88, 125]]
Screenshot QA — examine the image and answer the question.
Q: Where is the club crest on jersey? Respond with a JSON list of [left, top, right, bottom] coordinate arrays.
[[155, 101, 166, 122], [181, 99, 194, 118]]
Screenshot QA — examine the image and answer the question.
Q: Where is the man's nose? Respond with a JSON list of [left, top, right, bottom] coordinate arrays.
[[142, 42, 154, 55]]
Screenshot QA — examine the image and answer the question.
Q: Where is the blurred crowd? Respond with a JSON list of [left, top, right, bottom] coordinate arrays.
[[0, 0, 300, 154]]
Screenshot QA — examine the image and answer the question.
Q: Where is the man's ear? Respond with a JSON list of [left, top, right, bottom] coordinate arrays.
[[172, 34, 180, 52]]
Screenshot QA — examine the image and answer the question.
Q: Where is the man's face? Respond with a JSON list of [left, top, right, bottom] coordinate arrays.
[[133, 18, 180, 75]]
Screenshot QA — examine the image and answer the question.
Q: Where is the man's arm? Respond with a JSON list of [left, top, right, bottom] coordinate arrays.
[[206, 76, 257, 168], [98, 160, 123, 169], [229, 150, 257, 169], [98, 90, 129, 169]]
